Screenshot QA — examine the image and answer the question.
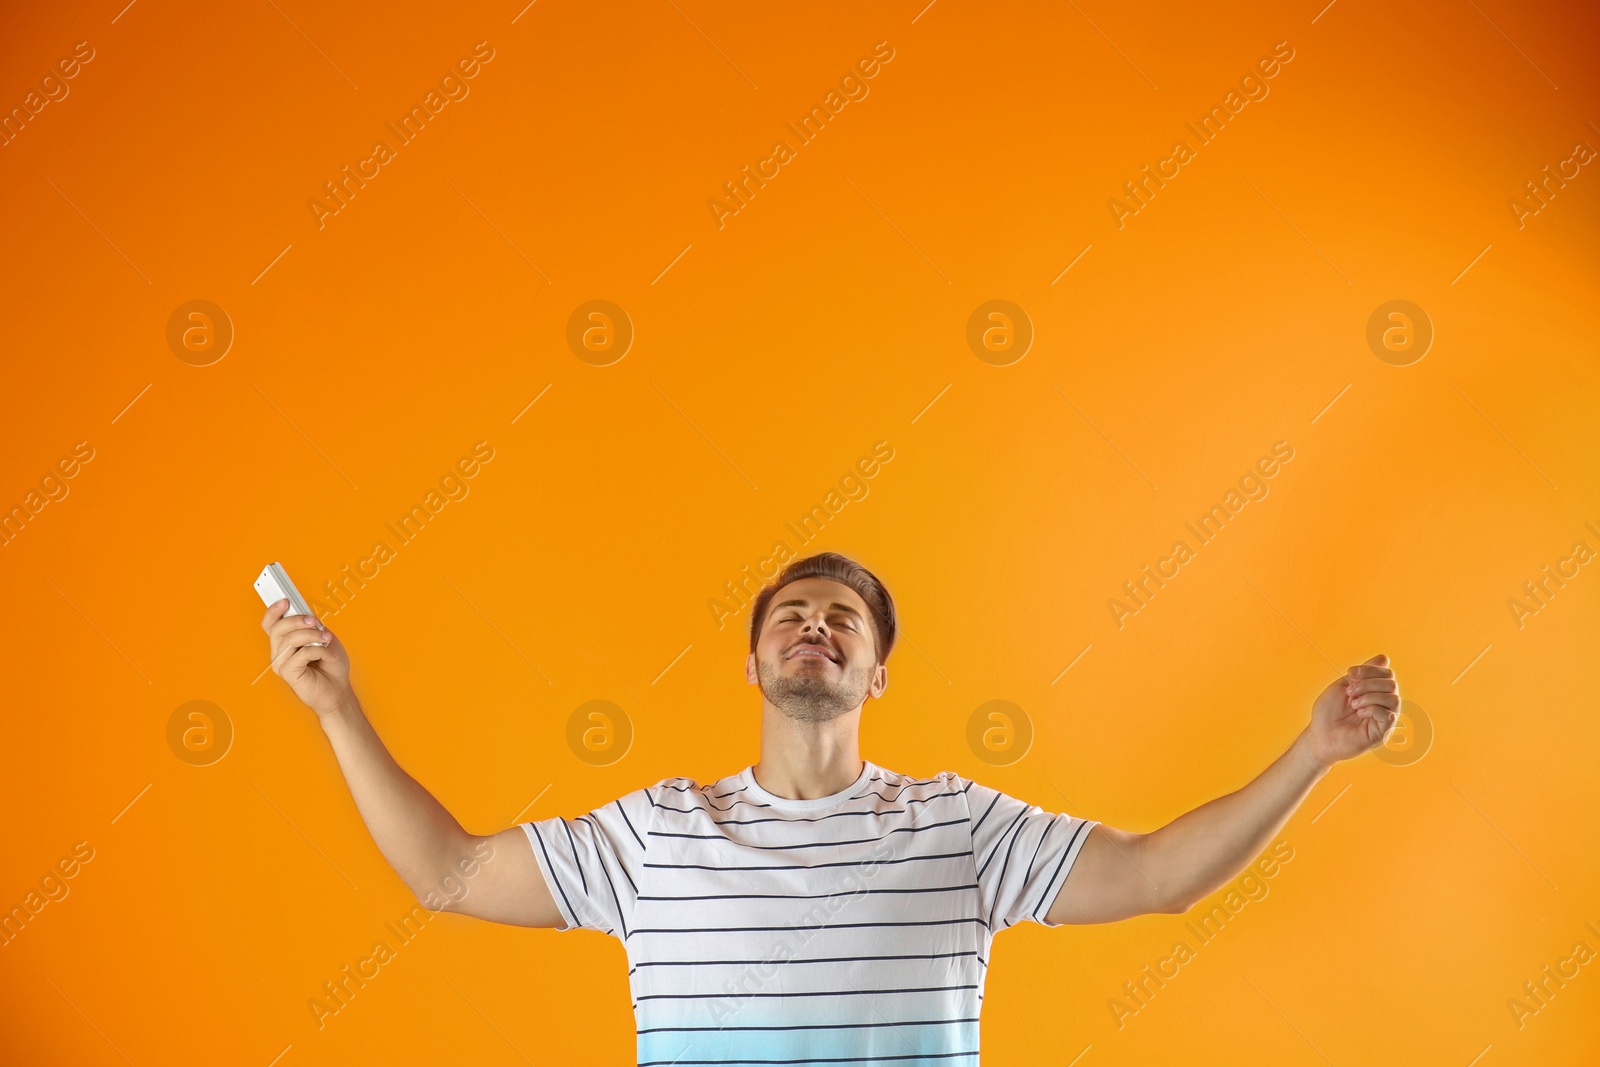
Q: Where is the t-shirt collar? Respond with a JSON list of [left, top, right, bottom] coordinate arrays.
[[740, 759, 877, 812]]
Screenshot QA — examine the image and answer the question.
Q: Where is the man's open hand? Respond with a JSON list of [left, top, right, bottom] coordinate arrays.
[[1307, 654, 1400, 766]]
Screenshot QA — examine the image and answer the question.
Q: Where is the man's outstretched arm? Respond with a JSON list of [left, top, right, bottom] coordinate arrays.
[[260, 598, 561, 927], [1047, 654, 1400, 925]]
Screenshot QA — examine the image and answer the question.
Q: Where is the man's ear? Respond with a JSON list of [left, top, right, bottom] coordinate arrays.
[[869, 662, 888, 698], [745, 652, 758, 684]]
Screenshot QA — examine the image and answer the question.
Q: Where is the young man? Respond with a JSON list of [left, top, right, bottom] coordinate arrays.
[[260, 550, 1400, 1064]]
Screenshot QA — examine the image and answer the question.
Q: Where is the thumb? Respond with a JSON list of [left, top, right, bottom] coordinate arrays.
[[1365, 653, 1390, 667]]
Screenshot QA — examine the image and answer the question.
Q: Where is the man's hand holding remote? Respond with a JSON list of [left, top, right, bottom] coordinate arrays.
[[261, 599, 352, 717], [256, 598, 558, 926]]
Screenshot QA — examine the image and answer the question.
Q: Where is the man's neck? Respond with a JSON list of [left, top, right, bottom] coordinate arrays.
[[752, 705, 864, 800]]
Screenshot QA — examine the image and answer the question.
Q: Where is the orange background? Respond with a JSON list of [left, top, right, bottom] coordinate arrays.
[[2, 0, 1597, 1064]]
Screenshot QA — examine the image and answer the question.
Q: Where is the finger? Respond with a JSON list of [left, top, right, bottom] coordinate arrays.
[[1357, 697, 1398, 721], [271, 612, 327, 640], [1346, 662, 1395, 682], [269, 628, 325, 667], [260, 598, 290, 632], [282, 642, 328, 675], [276, 626, 330, 651], [271, 627, 332, 673], [1354, 694, 1400, 716], [1346, 678, 1398, 697]]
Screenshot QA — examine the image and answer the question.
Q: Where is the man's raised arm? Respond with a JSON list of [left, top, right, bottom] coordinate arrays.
[[260, 598, 560, 927], [1048, 654, 1400, 925]]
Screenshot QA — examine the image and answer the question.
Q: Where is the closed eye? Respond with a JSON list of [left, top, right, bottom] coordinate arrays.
[[781, 613, 857, 631]]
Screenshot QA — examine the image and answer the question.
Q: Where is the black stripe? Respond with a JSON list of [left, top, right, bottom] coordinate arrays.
[[886, 774, 950, 788], [987, 815, 1030, 929], [1033, 818, 1093, 919], [636, 1049, 972, 1067], [851, 789, 909, 805], [648, 817, 967, 850], [637, 883, 978, 902], [628, 917, 989, 938], [637, 983, 980, 1002], [652, 792, 961, 827], [711, 784, 749, 799], [971, 791, 1001, 834], [632, 950, 981, 970], [664, 781, 749, 797], [652, 806, 888, 824], [839, 790, 963, 813], [580, 819, 630, 938], [638, 1017, 979, 1035], [577, 813, 638, 896], [559, 818, 588, 895], [850, 776, 952, 802], [528, 823, 581, 929], [655, 792, 774, 814], [976, 810, 1026, 878], [615, 797, 645, 850], [1021, 818, 1055, 900], [644, 850, 974, 872], [710, 797, 771, 813]]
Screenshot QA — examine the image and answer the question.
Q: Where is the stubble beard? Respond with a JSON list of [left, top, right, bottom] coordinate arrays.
[[757, 654, 873, 724]]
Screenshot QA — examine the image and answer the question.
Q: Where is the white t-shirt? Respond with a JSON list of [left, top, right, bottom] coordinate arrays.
[[522, 759, 1098, 1065]]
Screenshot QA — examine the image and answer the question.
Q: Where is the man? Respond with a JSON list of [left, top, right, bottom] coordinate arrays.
[[261, 550, 1400, 1064]]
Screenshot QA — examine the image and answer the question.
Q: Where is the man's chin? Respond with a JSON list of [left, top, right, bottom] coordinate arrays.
[[758, 675, 860, 723], [773, 699, 854, 724]]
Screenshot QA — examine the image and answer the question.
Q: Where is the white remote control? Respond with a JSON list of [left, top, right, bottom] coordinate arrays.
[[254, 562, 315, 618]]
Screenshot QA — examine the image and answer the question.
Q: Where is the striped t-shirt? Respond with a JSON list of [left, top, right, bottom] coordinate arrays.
[[522, 759, 1098, 1066]]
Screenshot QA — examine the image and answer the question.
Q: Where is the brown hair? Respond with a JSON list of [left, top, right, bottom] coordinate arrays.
[[748, 551, 897, 665]]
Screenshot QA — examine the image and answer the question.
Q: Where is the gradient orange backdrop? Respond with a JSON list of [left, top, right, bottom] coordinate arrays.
[[2, 0, 1598, 1064]]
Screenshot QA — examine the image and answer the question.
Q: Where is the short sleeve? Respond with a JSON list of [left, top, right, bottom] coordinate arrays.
[[957, 775, 1098, 931], [521, 785, 655, 938]]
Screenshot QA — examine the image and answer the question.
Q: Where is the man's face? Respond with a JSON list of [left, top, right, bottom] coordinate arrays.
[[746, 577, 887, 723]]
